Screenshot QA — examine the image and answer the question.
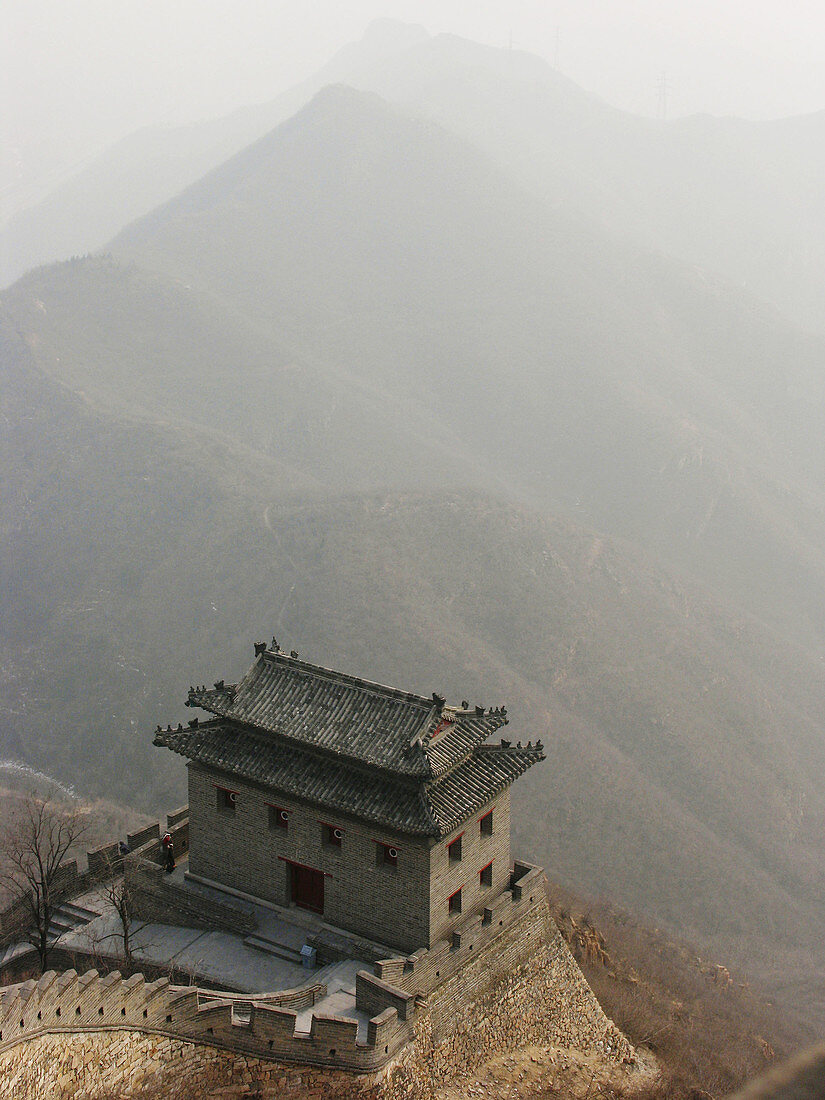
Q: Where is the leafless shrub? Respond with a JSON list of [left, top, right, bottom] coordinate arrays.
[[0, 789, 89, 972]]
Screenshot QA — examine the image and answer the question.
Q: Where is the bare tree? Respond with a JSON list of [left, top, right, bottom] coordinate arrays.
[[0, 790, 88, 973], [92, 849, 136, 969]]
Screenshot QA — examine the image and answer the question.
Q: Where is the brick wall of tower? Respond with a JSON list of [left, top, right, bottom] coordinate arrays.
[[427, 791, 512, 945], [187, 764, 432, 952]]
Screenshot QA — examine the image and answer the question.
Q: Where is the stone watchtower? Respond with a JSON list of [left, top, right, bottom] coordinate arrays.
[[154, 643, 544, 952]]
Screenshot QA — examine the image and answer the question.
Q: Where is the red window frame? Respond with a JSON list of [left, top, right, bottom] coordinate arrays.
[[479, 860, 493, 888], [267, 804, 290, 831], [376, 842, 399, 868], [479, 809, 494, 836], [447, 833, 463, 863], [321, 822, 344, 847], [214, 785, 237, 813], [448, 887, 462, 915]]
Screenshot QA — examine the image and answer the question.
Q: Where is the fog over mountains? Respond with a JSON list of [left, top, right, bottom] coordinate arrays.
[[2, 20, 825, 1025], [4, 20, 825, 336]]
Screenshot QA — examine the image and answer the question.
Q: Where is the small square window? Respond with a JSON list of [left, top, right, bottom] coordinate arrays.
[[448, 836, 462, 863], [448, 888, 462, 915], [480, 810, 493, 836], [216, 787, 236, 814], [377, 843, 399, 870], [479, 861, 493, 889], [324, 824, 343, 848], [268, 805, 289, 831]]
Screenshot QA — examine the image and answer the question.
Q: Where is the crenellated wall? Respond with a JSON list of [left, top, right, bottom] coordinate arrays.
[[0, 967, 413, 1074], [0, 862, 583, 1074], [370, 861, 548, 997], [0, 888, 636, 1099], [0, 805, 633, 1088], [0, 806, 190, 948]]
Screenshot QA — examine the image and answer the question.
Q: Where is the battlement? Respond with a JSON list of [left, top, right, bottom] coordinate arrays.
[[0, 857, 555, 1073], [369, 861, 546, 998], [0, 807, 189, 948], [0, 792, 631, 1080], [0, 967, 412, 1073]]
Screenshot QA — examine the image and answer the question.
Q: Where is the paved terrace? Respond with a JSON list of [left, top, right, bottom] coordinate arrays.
[[51, 858, 378, 1039]]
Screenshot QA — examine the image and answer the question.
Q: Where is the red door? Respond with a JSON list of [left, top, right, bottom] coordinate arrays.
[[288, 861, 324, 914]]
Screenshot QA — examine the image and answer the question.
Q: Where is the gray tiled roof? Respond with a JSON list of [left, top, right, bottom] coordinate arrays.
[[186, 649, 507, 779], [426, 745, 545, 835], [153, 720, 544, 837], [154, 720, 438, 834]]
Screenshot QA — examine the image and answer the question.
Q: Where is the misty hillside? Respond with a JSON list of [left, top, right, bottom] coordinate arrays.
[[349, 28, 825, 335], [0, 19, 429, 287], [5, 20, 825, 345], [4, 324, 825, 1004], [3, 81, 825, 1023], [13, 86, 824, 648]]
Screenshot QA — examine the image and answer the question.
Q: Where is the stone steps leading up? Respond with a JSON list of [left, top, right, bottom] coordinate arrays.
[[58, 901, 98, 924], [47, 900, 98, 941], [242, 933, 303, 965]]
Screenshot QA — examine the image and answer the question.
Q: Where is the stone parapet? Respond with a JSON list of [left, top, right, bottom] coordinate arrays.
[[0, 809, 189, 949], [0, 827, 632, 1083], [125, 852, 255, 936], [372, 862, 548, 999], [0, 967, 413, 1073]]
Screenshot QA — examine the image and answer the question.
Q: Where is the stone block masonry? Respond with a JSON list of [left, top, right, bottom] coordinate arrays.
[[0, 861, 632, 1087], [0, 1031, 424, 1100], [187, 764, 432, 951], [0, 895, 635, 1099], [0, 797, 635, 1095], [0, 967, 413, 1075]]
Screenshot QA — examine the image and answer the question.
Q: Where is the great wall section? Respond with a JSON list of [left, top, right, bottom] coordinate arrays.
[[0, 810, 642, 1098]]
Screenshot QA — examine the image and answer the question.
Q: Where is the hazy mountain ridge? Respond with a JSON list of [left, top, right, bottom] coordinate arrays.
[[0, 19, 429, 286], [2, 66, 825, 1025], [312, 28, 825, 334], [5, 20, 825, 341], [103, 87, 825, 647], [9, 91, 825, 668]]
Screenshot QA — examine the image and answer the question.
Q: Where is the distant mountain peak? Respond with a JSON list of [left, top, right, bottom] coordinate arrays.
[[360, 17, 430, 51]]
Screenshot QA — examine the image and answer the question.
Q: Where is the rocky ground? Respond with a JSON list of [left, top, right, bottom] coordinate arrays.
[[438, 1044, 659, 1100]]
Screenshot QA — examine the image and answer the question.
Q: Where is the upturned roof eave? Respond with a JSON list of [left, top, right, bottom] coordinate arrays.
[[153, 724, 441, 837]]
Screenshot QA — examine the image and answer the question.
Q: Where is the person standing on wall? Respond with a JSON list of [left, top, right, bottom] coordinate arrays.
[[162, 832, 175, 874]]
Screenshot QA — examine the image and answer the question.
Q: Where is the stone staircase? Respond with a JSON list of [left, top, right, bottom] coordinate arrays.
[[48, 900, 98, 943], [243, 929, 304, 965]]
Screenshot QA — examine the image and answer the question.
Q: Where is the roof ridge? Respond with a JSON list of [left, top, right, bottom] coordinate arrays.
[[476, 739, 545, 756], [260, 649, 437, 709]]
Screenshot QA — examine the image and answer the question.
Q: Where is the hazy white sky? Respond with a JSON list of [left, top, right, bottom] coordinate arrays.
[[3, 1, 825, 201]]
